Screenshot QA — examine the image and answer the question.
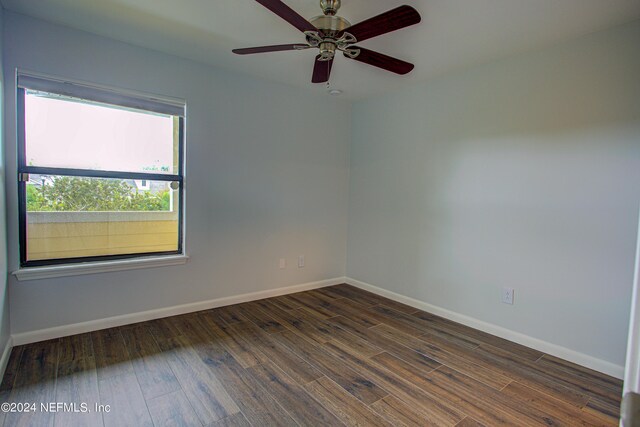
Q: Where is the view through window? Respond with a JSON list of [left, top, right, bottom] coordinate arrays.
[[17, 78, 184, 267]]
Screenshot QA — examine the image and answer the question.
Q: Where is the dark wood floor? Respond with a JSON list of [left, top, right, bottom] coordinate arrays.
[[0, 284, 623, 426]]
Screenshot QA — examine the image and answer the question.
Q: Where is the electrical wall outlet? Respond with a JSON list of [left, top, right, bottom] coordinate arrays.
[[298, 255, 305, 268], [502, 287, 514, 305], [279, 258, 286, 269]]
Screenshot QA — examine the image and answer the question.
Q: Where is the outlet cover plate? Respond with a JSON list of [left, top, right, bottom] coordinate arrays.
[[502, 287, 514, 305]]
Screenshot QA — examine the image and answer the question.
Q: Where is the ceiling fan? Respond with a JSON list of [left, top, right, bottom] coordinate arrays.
[[232, 0, 421, 84]]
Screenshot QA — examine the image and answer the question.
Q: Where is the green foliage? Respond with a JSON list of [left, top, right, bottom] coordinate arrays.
[[26, 177, 171, 212], [160, 191, 171, 211]]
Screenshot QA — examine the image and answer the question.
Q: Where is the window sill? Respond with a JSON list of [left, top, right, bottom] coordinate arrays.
[[12, 254, 189, 281]]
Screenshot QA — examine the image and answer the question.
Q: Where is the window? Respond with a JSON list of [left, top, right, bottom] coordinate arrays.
[[17, 74, 185, 267]]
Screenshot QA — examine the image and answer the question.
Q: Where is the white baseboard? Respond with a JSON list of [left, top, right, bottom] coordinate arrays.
[[345, 277, 625, 379], [0, 336, 13, 380], [11, 277, 347, 346]]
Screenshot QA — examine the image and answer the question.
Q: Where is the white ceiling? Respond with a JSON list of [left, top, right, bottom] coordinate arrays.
[[3, 0, 640, 99]]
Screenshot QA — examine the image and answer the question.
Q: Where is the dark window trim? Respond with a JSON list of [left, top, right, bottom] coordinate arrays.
[[17, 88, 27, 265], [19, 166, 183, 183], [17, 87, 186, 268], [177, 118, 185, 256]]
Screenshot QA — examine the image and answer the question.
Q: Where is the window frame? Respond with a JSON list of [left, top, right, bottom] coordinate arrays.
[[16, 80, 186, 268]]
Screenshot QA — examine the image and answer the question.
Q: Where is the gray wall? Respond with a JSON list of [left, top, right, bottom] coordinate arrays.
[[3, 12, 351, 334], [0, 5, 9, 353], [347, 21, 640, 367]]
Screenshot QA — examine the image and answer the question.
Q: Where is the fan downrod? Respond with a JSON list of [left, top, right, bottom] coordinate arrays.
[[320, 0, 341, 16]]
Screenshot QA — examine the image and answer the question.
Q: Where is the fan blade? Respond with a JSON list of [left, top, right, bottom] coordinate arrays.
[[345, 47, 414, 75], [233, 44, 309, 55], [312, 55, 333, 83], [339, 5, 421, 43], [255, 0, 318, 33]]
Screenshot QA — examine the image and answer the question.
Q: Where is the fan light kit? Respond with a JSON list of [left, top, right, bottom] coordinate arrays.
[[233, 0, 421, 84]]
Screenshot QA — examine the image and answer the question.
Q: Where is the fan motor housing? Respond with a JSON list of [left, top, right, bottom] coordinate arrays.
[[309, 15, 351, 38]]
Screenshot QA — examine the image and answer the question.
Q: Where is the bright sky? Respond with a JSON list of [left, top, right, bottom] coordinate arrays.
[[25, 93, 175, 174]]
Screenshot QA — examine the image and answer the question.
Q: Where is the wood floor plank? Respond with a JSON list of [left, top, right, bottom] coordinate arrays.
[[292, 307, 351, 342], [285, 292, 337, 319], [284, 307, 383, 358], [373, 299, 420, 314], [327, 316, 442, 373], [12, 340, 60, 387], [147, 317, 183, 346], [166, 314, 216, 344], [423, 365, 574, 426], [167, 313, 219, 346], [367, 305, 439, 337], [4, 340, 59, 427], [326, 330, 384, 359], [99, 373, 153, 427], [376, 304, 507, 355], [534, 367, 622, 410], [455, 418, 486, 427], [304, 376, 394, 427], [208, 412, 252, 427], [268, 294, 304, 310], [474, 344, 593, 407], [318, 296, 382, 328], [313, 285, 352, 300], [209, 306, 249, 325], [162, 336, 240, 424], [147, 390, 202, 427], [250, 300, 337, 344], [304, 289, 388, 328], [54, 356, 102, 427], [248, 298, 298, 321], [323, 341, 465, 426], [198, 312, 262, 368], [371, 351, 548, 426], [0, 346, 23, 427], [274, 329, 389, 405], [582, 398, 621, 425], [224, 301, 286, 334], [371, 323, 512, 390], [0, 346, 24, 392], [191, 338, 298, 427], [58, 333, 93, 364], [323, 284, 384, 306], [371, 395, 457, 427], [535, 355, 622, 401], [248, 361, 346, 426], [306, 288, 345, 304], [225, 320, 323, 385], [501, 381, 614, 426], [411, 311, 544, 361], [414, 329, 595, 409], [91, 328, 134, 380], [120, 325, 181, 400], [420, 326, 483, 350]]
